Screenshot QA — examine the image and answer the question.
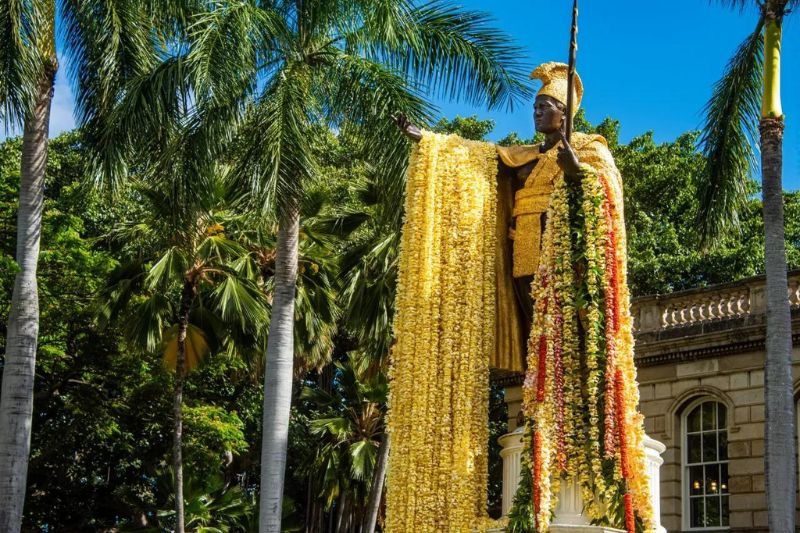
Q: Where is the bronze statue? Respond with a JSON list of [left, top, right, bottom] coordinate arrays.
[[394, 62, 621, 372]]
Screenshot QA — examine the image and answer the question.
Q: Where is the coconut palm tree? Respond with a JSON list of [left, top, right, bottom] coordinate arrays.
[[178, 3, 531, 529], [100, 170, 269, 533], [0, 2, 165, 529], [698, 1, 798, 529]]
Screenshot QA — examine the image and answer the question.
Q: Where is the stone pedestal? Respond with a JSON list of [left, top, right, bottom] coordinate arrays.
[[553, 476, 591, 526], [498, 425, 525, 516], [643, 435, 667, 533], [499, 429, 667, 533]]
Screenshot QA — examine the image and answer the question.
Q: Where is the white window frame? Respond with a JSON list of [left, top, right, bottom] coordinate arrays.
[[681, 398, 730, 531]]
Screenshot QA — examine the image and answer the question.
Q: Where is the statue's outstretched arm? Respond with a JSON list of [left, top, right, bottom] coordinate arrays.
[[393, 113, 422, 142]]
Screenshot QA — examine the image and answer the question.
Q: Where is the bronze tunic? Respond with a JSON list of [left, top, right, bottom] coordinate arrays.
[[492, 132, 620, 372]]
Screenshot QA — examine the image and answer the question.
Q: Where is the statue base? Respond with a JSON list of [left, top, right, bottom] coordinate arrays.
[[499, 427, 668, 533]]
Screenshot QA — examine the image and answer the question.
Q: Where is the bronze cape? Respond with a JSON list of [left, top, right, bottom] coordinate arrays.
[[493, 132, 621, 372]]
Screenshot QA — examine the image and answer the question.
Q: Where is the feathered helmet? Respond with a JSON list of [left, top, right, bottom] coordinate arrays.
[[530, 62, 583, 116]]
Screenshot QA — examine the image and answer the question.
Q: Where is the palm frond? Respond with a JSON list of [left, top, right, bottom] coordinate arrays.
[[61, 0, 158, 148], [340, 231, 398, 356], [162, 323, 211, 372], [197, 234, 249, 264], [321, 52, 429, 226], [187, 0, 285, 100], [351, 0, 532, 111], [94, 261, 148, 327], [0, 0, 46, 129], [84, 54, 189, 189], [228, 254, 261, 280], [349, 439, 378, 481], [232, 65, 316, 218], [146, 247, 190, 290], [698, 16, 764, 243], [309, 417, 352, 440], [300, 384, 336, 406], [211, 276, 270, 333], [126, 292, 174, 352]]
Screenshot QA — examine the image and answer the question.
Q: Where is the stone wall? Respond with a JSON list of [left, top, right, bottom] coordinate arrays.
[[631, 272, 800, 532], [639, 351, 768, 532]]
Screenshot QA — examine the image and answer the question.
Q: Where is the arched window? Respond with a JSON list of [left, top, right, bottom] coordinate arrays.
[[683, 399, 729, 529]]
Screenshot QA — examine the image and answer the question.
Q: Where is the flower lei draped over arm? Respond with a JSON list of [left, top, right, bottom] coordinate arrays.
[[521, 137, 654, 533], [386, 132, 497, 532]]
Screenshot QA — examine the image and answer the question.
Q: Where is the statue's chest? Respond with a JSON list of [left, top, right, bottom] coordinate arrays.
[[524, 150, 560, 189], [518, 150, 561, 195]]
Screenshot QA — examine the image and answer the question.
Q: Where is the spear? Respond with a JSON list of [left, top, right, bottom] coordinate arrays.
[[564, 0, 578, 143]]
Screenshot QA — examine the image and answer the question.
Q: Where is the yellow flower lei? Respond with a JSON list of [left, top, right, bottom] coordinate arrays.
[[386, 132, 496, 532]]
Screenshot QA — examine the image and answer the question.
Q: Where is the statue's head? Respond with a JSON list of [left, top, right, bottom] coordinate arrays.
[[534, 95, 566, 134], [530, 62, 583, 135]]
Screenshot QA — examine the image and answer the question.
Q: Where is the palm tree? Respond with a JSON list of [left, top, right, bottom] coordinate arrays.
[[0, 2, 164, 529], [250, 186, 343, 375], [698, 1, 798, 529], [100, 171, 269, 533], [177, 3, 531, 529], [140, 469, 259, 533], [301, 354, 388, 533]]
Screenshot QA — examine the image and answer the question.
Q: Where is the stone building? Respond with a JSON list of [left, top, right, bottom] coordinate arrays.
[[497, 271, 800, 532]]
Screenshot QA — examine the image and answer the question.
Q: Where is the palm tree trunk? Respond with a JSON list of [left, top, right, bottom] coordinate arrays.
[[761, 116, 795, 532], [305, 476, 314, 533], [334, 491, 347, 533], [362, 433, 389, 533], [260, 205, 300, 533], [173, 281, 195, 533], [0, 63, 56, 533], [760, 9, 795, 531]]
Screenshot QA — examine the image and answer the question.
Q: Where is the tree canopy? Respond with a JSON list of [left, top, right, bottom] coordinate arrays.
[[2, 113, 798, 529]]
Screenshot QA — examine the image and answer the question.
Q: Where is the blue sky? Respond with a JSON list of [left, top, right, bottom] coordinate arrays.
[[8, 1, 800, 190], [432, 0, 800, 191]]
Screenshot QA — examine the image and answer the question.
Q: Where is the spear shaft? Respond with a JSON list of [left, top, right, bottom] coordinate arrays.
[[565, 0, 579, 142]]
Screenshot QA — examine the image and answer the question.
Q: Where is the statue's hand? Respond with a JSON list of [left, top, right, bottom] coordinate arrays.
[[393, 113, 422, 142], [556, 131, 581, 176]]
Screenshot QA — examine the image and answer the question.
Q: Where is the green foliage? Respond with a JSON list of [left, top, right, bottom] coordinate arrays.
[[183, 405, 248, 472], [0, 133, 268, 530], [100, 168, 270, 366], [299, 354, 387, 511], [505, 427, 534, 532], [433, 114, 496, 140], [614, 129, 800, 294], [140, 470, 257, 533]]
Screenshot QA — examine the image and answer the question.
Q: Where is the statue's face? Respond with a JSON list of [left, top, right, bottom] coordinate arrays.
[[533, 95, 566, 134]]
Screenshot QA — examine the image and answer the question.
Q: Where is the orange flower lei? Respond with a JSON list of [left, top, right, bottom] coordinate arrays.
[[521, 165, 654, 532]]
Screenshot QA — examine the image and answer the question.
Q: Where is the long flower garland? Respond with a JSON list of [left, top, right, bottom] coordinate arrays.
[[521, 164, 654, 532], [386, 132, 497, 532]]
